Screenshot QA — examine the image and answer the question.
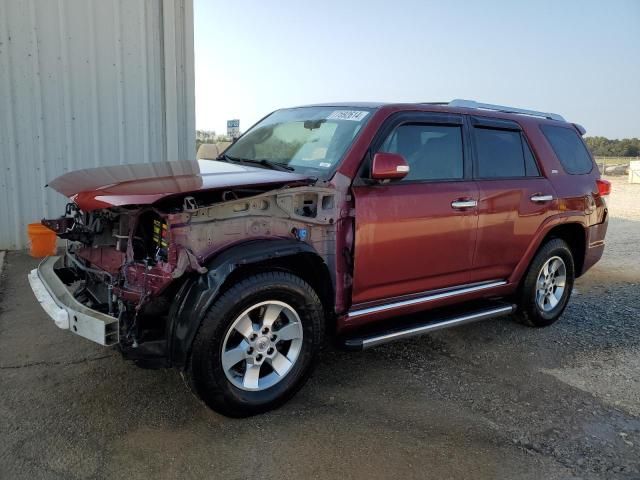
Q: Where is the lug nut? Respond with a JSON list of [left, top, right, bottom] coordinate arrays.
[[256, 354, 263, 361], [267, 347, 274, 355], [262, 327, 269, 334], [270, 335, 277, 341], [247, 347, 254, 354], [250, 333, 257, 341]]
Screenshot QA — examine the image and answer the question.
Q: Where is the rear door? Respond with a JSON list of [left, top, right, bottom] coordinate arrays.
[[351, 112, 479, 305], [469, 116, 556, 281]]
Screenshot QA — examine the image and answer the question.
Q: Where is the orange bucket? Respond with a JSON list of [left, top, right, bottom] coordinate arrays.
[[27, 223, 57, 258]]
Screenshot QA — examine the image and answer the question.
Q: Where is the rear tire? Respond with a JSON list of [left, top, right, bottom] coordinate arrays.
[[515, 238, 575, 328], [186, 271, 324, 417]]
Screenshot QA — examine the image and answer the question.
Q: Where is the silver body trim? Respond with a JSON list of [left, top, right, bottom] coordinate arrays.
[[348, 280, 507, 318], [359, 305, 515, 349], [449, 99, 565, 122], [451, 200, 478, 209], [28, 256, 118, 346], [530, 194, 554, 203]]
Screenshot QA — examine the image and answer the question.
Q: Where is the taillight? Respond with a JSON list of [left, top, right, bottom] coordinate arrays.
[[596, 179, 611, 196]]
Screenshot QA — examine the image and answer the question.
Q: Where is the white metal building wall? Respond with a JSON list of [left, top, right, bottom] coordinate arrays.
[[0, 0, 195, 249]]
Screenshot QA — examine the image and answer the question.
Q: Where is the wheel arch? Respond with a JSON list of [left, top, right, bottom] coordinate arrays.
[[543, 223, 586, 277], [510, 218, 588, 287], [167, 238, 333, 369], [218, 252, 334, 321]]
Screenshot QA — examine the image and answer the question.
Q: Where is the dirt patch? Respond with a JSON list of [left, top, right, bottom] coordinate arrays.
[[543, 348, 640, 417]]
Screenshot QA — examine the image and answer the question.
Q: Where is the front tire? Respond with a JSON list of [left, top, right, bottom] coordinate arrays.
[[515, 238, 575, 328], [186, 271, 324, 417]]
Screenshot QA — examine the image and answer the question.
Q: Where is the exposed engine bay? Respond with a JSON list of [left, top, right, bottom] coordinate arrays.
[[42, 185, 342, 352]]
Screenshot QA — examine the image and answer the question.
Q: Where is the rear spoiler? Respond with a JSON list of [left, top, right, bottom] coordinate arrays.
[[573, 123, 587, 136]]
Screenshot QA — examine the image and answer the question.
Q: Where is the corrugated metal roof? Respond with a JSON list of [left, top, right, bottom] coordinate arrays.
[[0, 0, 195, 249]]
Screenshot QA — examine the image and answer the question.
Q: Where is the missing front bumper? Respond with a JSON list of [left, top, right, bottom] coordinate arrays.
[[28, 256, 119, 346]]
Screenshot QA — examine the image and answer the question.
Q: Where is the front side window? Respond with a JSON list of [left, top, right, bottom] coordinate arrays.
[[379, 124, 464, 181], [541, 125, 593, 174], [224, 107, 373, 178], [474, 127, 536, 178]]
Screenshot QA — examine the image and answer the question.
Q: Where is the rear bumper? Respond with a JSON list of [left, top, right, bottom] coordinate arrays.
[[28, 256, 119, 346], [581, 218, 608, 276]]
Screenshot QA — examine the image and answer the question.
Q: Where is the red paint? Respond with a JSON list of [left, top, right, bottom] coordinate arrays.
[[351, 181, 478, 305], [115, 262, 175, 302], [48, 102, 608, 334], [334, 103, 607, 331], [370, 152, 409, 180], [48, 160, 313, 211], [75, 247, 125, 274], [470, 178, 556, 282]]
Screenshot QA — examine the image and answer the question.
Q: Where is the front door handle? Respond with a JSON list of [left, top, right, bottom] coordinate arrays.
[[451, 199, 478, 209], [530, 194, 553, 203]]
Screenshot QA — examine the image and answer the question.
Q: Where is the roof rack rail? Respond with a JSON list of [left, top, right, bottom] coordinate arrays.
[[448, 99, 565, 122]]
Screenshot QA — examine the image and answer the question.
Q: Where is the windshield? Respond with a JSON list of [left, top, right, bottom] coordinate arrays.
[[223, 106, 374, 178]]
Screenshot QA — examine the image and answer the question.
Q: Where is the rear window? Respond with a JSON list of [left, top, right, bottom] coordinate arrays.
[[541, 125, 593, 174]]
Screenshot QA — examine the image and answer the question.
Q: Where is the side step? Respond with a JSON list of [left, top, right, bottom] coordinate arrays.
[[342, 303, 515, 351]]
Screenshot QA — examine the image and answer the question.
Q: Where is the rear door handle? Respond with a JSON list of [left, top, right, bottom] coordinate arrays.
[[451, 200, 478, 209], [530, 194, 553, 203]]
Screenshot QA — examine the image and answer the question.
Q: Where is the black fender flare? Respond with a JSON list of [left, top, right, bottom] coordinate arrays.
[[168, 238, 325, 369]]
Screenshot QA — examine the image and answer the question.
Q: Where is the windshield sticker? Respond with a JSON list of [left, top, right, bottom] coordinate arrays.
[[318, 162, 332, 168], [327, 110, 369, 122]]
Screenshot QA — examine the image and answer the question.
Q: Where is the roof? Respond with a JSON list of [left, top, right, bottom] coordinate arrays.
[[292, 101, 390, 109], [290, 100, 569, 125]]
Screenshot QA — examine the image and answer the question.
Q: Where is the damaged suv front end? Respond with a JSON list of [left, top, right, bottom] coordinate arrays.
[[29, 105, 370, 368]]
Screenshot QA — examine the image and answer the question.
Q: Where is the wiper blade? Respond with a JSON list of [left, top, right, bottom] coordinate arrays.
[[216, 154, 294, 172], [215, 153, 241, 163], [250, 159, 295, 171]]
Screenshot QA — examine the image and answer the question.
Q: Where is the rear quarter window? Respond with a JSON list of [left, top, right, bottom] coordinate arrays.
[[541, 125, 593, 174]]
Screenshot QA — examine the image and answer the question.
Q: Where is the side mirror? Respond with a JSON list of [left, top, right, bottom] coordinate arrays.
[[371, 152, 409, 180]]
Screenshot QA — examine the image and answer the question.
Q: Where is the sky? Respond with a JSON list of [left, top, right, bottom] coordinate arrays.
[[194, 0, 640, 139]]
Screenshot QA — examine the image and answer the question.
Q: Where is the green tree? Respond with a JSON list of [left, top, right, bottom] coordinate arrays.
[[585, 136, 640, 157]]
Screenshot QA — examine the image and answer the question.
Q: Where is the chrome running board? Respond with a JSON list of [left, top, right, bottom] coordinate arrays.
[[343, 304, 515, 350], [348, 280, 507, 319]]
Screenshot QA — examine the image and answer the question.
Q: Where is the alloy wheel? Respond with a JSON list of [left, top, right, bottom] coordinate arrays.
[[535, 256, 567, 312], [221, 300, 303, 391]]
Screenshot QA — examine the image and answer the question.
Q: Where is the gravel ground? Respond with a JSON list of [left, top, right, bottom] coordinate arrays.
[[0, 177, 638, 479]]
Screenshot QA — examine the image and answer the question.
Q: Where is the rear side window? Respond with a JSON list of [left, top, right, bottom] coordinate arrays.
[[541, 125, 593, 174], [523, 140, 540, 176], [380, 124, 464, 181], [474, 128, 538, 178]]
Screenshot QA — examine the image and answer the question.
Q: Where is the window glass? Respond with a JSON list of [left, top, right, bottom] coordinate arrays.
[[541, 125, 593, 174], [474, 128, 526, 178], [523, 139, 540, 176], [379, 124, 463, 180], [253, 122, 339, 162], [225, 106, 372, 178]]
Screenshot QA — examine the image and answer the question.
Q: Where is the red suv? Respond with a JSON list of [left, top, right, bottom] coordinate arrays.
[[29, 100, 609, 416]]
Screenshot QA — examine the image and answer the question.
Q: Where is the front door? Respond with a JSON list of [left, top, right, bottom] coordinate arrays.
[[351, 113, 478, 305]]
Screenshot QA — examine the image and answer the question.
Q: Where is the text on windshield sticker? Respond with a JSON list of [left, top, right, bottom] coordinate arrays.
[[327, 110, 369, 121]]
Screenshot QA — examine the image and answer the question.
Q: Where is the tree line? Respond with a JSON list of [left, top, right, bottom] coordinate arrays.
[[585, 137, 640, 157]]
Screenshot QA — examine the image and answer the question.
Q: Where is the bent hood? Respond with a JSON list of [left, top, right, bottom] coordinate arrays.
[[48, 160, 314, 211]]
